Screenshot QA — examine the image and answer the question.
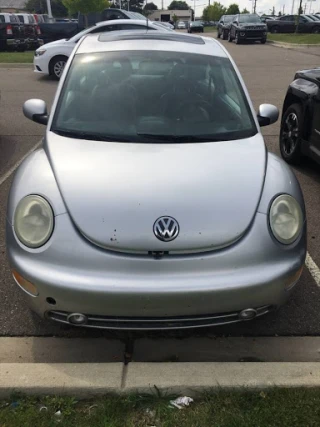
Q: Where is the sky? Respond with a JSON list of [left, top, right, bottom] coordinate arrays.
[[148, 0, 320, 17]]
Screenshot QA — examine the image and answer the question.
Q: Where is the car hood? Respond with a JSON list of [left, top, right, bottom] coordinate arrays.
[[41, 38, 70, 49], [46, 132, 266, 254]]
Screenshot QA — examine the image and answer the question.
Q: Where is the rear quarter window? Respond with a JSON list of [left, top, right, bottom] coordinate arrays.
[[0, 15, 5, 23], [17, 15, 24, 23]]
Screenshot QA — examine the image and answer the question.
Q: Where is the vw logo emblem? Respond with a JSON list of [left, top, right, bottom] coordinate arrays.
[[153, 216, 179, 242]]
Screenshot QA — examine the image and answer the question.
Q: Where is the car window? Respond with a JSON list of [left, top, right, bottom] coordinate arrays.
[[28, 15, 36, 24], [238, 14, 261, 23], [91, 24, 122, 33], [121, 24, 152, 30], [299, 16, 307, 23], [224, 15, 234, 23], [9, 14, 16, 23], [0, 15, 4, 23], [105, 10, 125, 20], [52, 51, 257, 143], [17, 15, 24, 23]]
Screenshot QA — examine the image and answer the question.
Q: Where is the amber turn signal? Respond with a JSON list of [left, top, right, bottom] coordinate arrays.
[[12, 270, 39, 296]]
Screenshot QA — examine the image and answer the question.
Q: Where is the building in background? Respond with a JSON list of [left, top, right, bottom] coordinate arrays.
[[148, 9, 192, 22], [0, 0, 27, 12]]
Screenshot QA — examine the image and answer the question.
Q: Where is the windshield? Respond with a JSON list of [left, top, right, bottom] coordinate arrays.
[[52, 51, 257, 143], [239, 14, 261, 23], [70, 25, 95, 42], [224, 15, 234, 22]]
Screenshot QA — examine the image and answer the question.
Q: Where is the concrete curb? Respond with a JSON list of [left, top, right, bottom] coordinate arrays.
[[0, 63, 32, 68], [1, 362, 320, 397], [267, 40, 320, 48]]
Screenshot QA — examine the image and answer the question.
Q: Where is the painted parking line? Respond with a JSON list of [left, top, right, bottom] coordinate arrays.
[[306, 252, 320, 287], [0, 140, 42, 187]]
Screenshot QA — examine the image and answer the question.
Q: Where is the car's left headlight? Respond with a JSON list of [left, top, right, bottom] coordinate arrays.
[[14, 195, 54, 248], [269, 194, 303, 244], [35, 49, 46, 56]]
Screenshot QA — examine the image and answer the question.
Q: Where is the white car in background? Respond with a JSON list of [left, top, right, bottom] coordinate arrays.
[[34, 19, 169, 79], [177, 21, 186, 29]]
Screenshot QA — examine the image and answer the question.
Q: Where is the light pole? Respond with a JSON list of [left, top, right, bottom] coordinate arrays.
[[46, 0, 53, 21]]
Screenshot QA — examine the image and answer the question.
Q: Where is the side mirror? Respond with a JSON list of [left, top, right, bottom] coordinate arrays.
[[257, 104, 279, 127], [23, 99, 48, 125]]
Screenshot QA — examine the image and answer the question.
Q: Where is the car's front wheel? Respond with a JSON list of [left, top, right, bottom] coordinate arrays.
[[235, 32, 241, 44], [217, 29, 221, 38], [228, 31, 233, 42], [312, 26, 320, 34], [280, 103, 303, 165], [221, 30, 227, 40], [49, 55, 68, 80], [270, 26, 279, 33]]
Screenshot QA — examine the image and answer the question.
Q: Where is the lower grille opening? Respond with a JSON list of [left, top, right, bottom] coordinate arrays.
[[47, 305, 274, 330]]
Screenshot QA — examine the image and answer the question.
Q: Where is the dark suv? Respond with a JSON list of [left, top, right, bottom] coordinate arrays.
[[267, 14, 320, 33], [0, 13, 27, 51], [228, 14, 267, 44], [217, 15, 235, 40]]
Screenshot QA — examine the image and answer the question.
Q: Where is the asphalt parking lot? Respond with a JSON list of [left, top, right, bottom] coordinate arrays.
[[1, 40, 320, 339]]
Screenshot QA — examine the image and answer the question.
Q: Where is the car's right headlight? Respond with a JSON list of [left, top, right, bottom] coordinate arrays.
[[269, 194, 303, 244], [14, 195, 54, 248], [35, 49, 46, 56]]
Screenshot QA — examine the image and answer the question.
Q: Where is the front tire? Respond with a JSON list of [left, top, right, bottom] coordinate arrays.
[[261, 38, 267, 44], [49, 55, 67, 80], [270, 26, 279, 34], [217, 29, 221, 38], [228, 31, 233, 42], [312, 26, 320, 34], [280, 103, 303, 165], [235, 32, 241, 44], [221, 30, 227, 40]]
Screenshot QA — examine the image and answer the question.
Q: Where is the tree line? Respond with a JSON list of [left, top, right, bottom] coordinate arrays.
[[202, 2, 249, 21]]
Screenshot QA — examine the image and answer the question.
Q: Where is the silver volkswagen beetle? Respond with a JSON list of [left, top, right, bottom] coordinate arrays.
[[6, 32, 306, 330]]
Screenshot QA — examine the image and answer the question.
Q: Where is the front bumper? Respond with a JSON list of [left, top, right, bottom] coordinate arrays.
[[238, 30, 267, 40], [6, 208, 306, 329], [33, 53, 49, 75]]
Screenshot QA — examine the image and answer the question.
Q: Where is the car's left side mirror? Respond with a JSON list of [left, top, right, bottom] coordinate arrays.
[[23, 99, 48, 125], [257, 104, 279, 127]]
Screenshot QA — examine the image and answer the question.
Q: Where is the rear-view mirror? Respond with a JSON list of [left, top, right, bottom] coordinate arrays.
[[23, 99, 48, 125], [257, 104, 279, 127]]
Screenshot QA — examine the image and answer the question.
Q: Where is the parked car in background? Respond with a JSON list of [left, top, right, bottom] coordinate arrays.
[[217, 14, 235, 39], [267, 14, 320, 33], [280, 68, 320, 165], [34, 19, 170, 79], [260, 16, 275, 23], [0, 13, 27, 51], [229, 14, 267, 44], [177, 21, 186, 29], [188, 20, 203, 33], [16, 13, 42, 49], [156, 21, 174, 30], [33, 14, 45, 23]]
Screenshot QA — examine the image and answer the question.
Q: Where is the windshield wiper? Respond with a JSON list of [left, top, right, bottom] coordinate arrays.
[[137, 133, 219, 143], [52, 129, 131, 142]]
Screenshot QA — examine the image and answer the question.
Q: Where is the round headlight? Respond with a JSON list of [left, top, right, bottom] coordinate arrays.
[[269, 195, 303, 244], [14, 195, 54, 248]]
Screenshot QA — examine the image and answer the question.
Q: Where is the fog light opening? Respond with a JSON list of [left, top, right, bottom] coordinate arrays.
[[46, 297, 56, 305], [67, 313, 88, 325], [240, 32, 245, 36], [239, 308, 257, 320]]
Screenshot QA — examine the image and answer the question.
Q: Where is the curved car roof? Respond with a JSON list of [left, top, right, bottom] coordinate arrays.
[[76, 31, 228, 58]]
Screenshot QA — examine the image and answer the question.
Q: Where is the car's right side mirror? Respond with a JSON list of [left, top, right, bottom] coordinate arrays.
[[23, 99, 48, 125], [257, 104, 279, 127]]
